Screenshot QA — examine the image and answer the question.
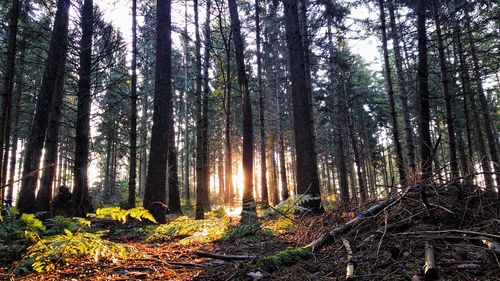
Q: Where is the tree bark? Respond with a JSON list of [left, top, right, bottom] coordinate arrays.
[[194, 0, 206, 219], [144, 0, 172, 223], [327, 21, 349, 207], [17, 0, 71, 214], [127, 0, 138, 209], [378, 0, 406, 186], [228, 0, 258, 223], [0, 0, 20, 188], [282, 0, 322, 212], [35, 58, 65, 213], [201, 0, 212, 211], [431, 0, 459, 181], [387, 0, 416, 176], [256, 0, 269, 207], [168, 113, 182, 213], [465, 15, 500, 189], [416, 0, 433, 194], [73, 0, 95, 217]]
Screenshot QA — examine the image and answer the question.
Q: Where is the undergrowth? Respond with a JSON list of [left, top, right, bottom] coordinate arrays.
[[88, 206, 157, 224], [17, 230, 137, 273], [144, 211, 232, 245]]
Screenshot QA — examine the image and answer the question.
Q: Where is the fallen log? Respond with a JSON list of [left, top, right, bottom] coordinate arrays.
[[195, 251, 257, 261], [307, 195, 400, 251], [424, 243, 438, 281]]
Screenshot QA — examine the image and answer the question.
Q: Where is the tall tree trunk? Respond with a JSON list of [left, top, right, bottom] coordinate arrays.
[[5, 36, 25, 206], [127, 0, 138, 209], [378, 0, 406, 186], [0, 0, 20, 188], [194, 0, 206, 219], [228, 0, 258, 224], [465, 15, 500, 189], [282, 0, 322, 212], [431, 0, 459, 180], [144, 0, 172, 223], [168, 114, 182, 213], [35, 62, 65, 213], [347, 104, 367, 203], [73, 0, 95, 217], [458, 43, 493, 190], [416, 0, 433, 201], [183, 0, 190, 201], [327, 21, 349, 206], [139, 86, 148, 199], [277, 103, 289, 201], [269, 138, 280, 205], [256, 0, 269, 206], [17, 0, 71, 214], [201, 0, 212, 211], [387, 0, 416, 176]]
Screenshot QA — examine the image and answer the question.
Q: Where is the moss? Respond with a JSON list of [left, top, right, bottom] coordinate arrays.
[[223, 223, 260, 240], [258, 247, 312, 271]]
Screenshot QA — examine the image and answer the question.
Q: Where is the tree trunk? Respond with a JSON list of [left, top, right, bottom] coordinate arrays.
[[327, 21, 349, 207], [144, 0, 172, 223], [416, 0, 433, 194], [73, 0, 95, 217], [194, 0, 206, 219], [168, 114, 182, 213], [0, 0, 20, 188], [17, 0, 71, 214], [282, 0, 322, 212], [378, 0, 406, 186], [455, 22, 492, 189], [465, 15, 500, 189], [35, 61, 65, 213], [183, 0, 190, 201], [127, 0, 138, 209], [431, 0, 459, 181], [387, 0, 416, 176], [5, 35, 25, 206], [256, 0, 269, 207], [201, 0, 212, 211], [228, 0, 258, 223]]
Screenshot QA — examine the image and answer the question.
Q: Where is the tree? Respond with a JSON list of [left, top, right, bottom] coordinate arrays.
[[378, 0, 406, 187], [0, 0, 20, 190], [282, 0, 322, 212], [431, 0, 459, 180], [73, 0, 95, 217], [228, 0, 258, 223], [144, 0, 172, 223], [17, 0, 71, 214], [416, 0, 432, 203], [127, 0, 138, 209], [255, 0, 268, 207], [194, 0, 206, 220]]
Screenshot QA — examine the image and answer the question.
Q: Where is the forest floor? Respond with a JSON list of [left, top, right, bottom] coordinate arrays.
[[1, 183, 500, 280]]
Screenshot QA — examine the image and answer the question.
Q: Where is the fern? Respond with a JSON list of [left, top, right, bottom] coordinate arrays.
[[92, 207, 157, 224], [21, 231, 137, 273], [262, 194, 320, 218], [20, 214, 46, 232]]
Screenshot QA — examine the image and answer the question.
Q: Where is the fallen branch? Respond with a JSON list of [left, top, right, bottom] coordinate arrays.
[[307, 195, 401, 251], [341, 238, 355, 281], [424, 243, 438, 281], [195, 251, 257, 261], [396, 230, 500, 240]]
